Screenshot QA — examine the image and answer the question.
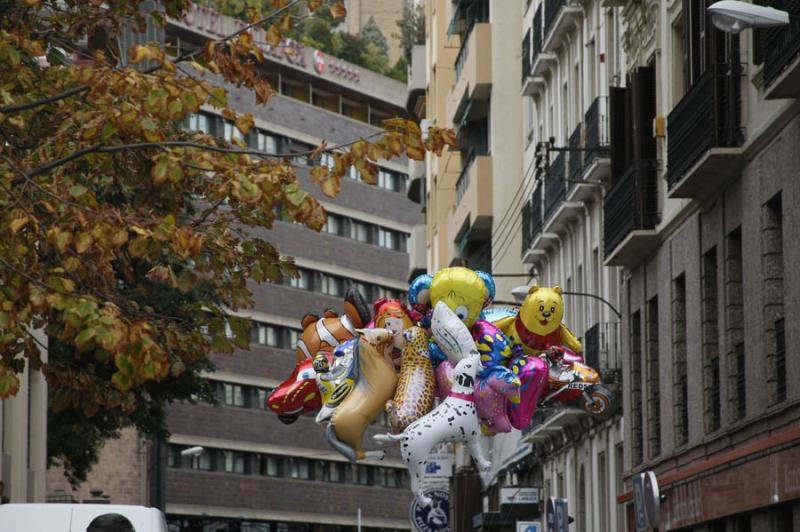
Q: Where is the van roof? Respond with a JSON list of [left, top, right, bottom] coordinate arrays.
[[0, 504, 165, 532]]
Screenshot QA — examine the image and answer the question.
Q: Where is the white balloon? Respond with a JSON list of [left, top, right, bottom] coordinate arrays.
[[430, 301, 479, 363], [374, 354, 490, 507]]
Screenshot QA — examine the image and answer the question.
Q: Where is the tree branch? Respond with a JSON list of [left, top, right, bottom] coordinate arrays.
[[22, 132, 386, 178], [0, 0, 304, 114]]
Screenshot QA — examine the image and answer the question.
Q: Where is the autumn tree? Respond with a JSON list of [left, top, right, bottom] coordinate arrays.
[[0, 0, 455, 484]]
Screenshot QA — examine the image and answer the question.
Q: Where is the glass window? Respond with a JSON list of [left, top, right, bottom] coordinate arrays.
[[352, 465, 370, 485], [289, 270, 309, 290], [288, 329, 299, 349], [223, 451, 246, 474], [351, 222, 370, 243], [324, 214, 341, 236], [258, 455, 281, 477], [223, 384, 245, 407], [349, 164, 360, 181], [321, 275, 343, 297], [190, 449, 211, 471], [378, 228, 395, 250], [289, 458, 311, 480], [187, 113, 210, 133], [256, 131, 278, 154], [320, 152, 335, 167], [265, 325, 278, 347], [223, 122, 244, 143]]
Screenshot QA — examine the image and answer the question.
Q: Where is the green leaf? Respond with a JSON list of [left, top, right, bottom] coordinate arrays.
[[0, 369, 20, 398], [69, 185, 88, 198], [151, 160, 168, 184]]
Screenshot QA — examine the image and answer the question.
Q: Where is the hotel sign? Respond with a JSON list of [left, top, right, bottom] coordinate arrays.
[[178, 4, 359, 82]]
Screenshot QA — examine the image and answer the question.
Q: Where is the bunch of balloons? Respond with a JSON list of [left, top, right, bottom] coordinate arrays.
[[266, 267, 614, 506]]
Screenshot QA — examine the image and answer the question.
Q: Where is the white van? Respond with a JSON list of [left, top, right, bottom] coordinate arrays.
[[0, 504, 168, 532]]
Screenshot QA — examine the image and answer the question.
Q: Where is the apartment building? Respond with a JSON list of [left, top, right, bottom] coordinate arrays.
[[604, 1, 800, 530], [342, 0, 407, 64], [44, 5, 421, 531], [506, 1, 628, 531]]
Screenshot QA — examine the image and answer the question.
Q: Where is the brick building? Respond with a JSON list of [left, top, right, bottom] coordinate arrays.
[[46, 5, 421, 531], [607, 1, 800, 530]]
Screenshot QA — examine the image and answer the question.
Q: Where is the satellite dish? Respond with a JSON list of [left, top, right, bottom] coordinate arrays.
[[707, 1, 790, 34]]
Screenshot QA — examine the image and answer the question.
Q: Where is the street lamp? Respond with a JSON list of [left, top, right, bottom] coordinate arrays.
[[707, 1, 790, 34]]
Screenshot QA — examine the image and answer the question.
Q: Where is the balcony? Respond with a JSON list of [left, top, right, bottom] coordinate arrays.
[[603, 160, 659, 267], [542, 152, 582, 235], [406, 45, 426, 118], [542, 0, 581, 54], [667, 64, 745, 199], [583, 322, 621, 374], [449, 153, 493, 250], [522, 182, 554, 264], [530, 4, 556, 79], [763, 1, 800, 100], [582, 96, 610, 182], [521, 29, 536, 96], [448, 22, 492, 128]]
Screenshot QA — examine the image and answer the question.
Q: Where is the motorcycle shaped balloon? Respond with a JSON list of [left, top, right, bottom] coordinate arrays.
[[538, 346, 615, 419]]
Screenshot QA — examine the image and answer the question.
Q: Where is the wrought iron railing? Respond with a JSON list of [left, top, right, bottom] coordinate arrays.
[[544, 152, 566, 222], [584, 96, 609, 166], [532, 4, 543, 66], [763, 0, 800, 88], [522, 29, 531, 83], [568, 124, 582, 187], [603, 159, 658, 258], [544, 0, 566, 42], [522, 182, 543, 253], [584, 323, 599, 370], [456, 150, 476, 205], [666, 63, 745, 188]]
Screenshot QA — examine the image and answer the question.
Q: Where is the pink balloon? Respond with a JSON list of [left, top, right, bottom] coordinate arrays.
[[434, 360, 454, 400], [507, 354, 548, 430], [475, 366, 520, 435]]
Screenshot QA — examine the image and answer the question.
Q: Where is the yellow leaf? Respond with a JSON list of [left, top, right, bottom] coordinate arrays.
[[266, 24, 281, 46], [9, 216, 28, 234], [151, 160, 168, 184], [235, 113, 254, 135], [320, 176, 341, 198], [281, 14, 293, 32], [75, 233, 93, 254], [330, 2, 347, 18], [0, 369, 20, 398], [407, 145, 425, 161]]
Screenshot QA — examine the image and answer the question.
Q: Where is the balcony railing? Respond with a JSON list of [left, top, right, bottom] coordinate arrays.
[[584, 96, 609, 166], [568, 123, 583, 186], [456, 150, 477, 205], [763, 0, 800, 88], [667, 64, 745, 188], [522, 29, 531, 83], [454, 31, 471, 80], [544, 0, 567, 41], [603, 159, 658, 258], [544, 152, 566, 222], [522, 182, 543, 253], [584, 322, 600, 370], [532, 4, 543, 65]]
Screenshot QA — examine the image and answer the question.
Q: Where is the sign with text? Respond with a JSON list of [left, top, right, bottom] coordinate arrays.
[[501, 487, 540, 505]]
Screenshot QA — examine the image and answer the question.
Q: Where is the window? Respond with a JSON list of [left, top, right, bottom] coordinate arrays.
[[320, 274, 343, 297], [320, 152, 335, 168], [725, 228, 745, 422], [256, 388, 270, 410], [702, 247, 721, 433], [763, 193, 785, 405], [288, 329, 299, 350], [255, 130, 277, 154], [258, 455, 282, 477], [223, 383, 245, 407], [378, 169, 408, 193], [324, 214, 342, 236], [288, 458, 311, 480], [352, 464, 370, 485], [223, 451, 246, 474], [186, 113, 210, 134], [646, 297, 660, 458], [776, 319, 786, 403], [349, 164, 361, 181], [322, 462, 344, 483], [350, 221, 370, 243], [190, 449, 212, 471], [378, 228, 395, 250], [630, 310, 643, 465], [223, 121, 244, 143], [289, 269, 309, 290], [673, 274, 688, 446]]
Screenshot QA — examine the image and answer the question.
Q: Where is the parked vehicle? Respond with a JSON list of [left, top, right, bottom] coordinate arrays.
[[539, 346, 615, 420], [0, 504, 167, 532]]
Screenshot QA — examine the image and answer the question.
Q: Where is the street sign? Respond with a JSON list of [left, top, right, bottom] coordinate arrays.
[[409, 487, 450, 532], [500, 487, 539, 505], [424, 451, 453, 479], [633, 470, 660, 530], [517, 521, 541, 532], [545, 497, 568, 532]]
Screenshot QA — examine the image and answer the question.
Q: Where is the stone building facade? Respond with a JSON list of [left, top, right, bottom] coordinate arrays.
[[607, 0, 800, 529]]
